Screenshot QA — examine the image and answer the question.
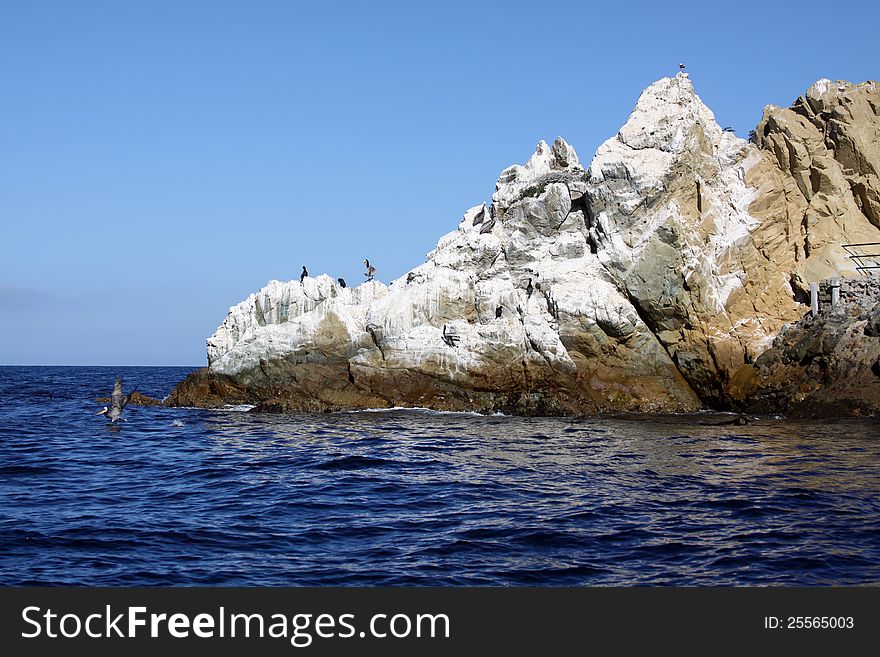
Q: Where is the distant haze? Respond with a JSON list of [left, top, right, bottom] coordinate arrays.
[[1, 0, 876, 365]]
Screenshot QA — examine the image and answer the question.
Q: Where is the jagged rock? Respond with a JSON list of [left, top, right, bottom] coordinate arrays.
[[168, 74, 880, 416], [171, 134, 701, 414], [585, 73, 880, 404], [726, 280, 880, 416], [753, 79, 880, 287], [794, 80, 880, 228], [586, 72, 776, 402]]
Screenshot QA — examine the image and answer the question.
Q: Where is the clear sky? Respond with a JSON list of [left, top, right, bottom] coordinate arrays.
[[1, 0, 877, 365]]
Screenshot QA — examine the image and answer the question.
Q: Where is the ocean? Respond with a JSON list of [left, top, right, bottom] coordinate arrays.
[[1, 366, 878, 586]]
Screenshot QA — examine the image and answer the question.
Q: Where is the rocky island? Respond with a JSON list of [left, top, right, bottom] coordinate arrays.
[[167, 73, 880, 417]]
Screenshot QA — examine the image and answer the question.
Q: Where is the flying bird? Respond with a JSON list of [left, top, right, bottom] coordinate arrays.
[[300, 266, 308, 283], [363, 259, 376, 281], [679, 63, 686, 70], [96, 378, 136, 424]]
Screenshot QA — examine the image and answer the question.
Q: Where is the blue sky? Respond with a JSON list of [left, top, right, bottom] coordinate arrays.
[[1, 0, 877, 365]]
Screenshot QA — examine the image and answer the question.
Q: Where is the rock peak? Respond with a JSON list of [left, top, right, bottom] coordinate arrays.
[[797, 77, 877, 117], [492, 137, 582, 208], [526, 137, 581, 172], [615, 74, 721, 154]]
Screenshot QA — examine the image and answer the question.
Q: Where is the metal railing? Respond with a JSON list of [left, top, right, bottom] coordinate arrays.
[[842, 242, 880, 273]]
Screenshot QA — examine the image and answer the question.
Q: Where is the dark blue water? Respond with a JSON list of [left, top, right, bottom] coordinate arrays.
[[1, 366, 879, 586]]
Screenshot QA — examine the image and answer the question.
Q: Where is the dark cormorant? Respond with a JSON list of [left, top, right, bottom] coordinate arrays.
[[526, 278, 533, 298], [495, 306, 503, 318], [363, 259, 376, 281], [407, 272, 416, 284], [300, 266, 308, 283], [96, 377, 135, 424], [337, 278, 346, 288]]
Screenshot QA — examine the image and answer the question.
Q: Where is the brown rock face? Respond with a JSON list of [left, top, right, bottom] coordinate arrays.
[[163, 368, 250, 408], [752, 79, 880, 288]]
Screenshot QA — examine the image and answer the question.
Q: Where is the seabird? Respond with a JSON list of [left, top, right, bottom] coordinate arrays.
[[300, 266, 308, 283], [679, 63, 686, 70], [363, 259, 376, 281], [526, 278, 533, 298], [96, 377, 135, 424], [337, 277, 346, 288], [495, 306, 503, 318], [407, 272, 416, 284]]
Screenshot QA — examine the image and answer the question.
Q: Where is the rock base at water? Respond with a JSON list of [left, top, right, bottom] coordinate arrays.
[[725, 279, 880, 417], [165, 362, 693, 416]]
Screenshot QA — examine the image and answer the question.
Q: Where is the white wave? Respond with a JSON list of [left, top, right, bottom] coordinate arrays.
[[345, 406, 499, 417], [220, 404, 256, 412]]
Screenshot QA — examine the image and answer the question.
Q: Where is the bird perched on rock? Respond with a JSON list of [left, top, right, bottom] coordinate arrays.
[[337, 277, 346, 288], [407, 272, 416, 284], [495, 306, 503, 318], [363, 259, 376, 281], [300, 266, 308, 283], [526, 278, 533, 298], [96, 377, 135, 424]]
